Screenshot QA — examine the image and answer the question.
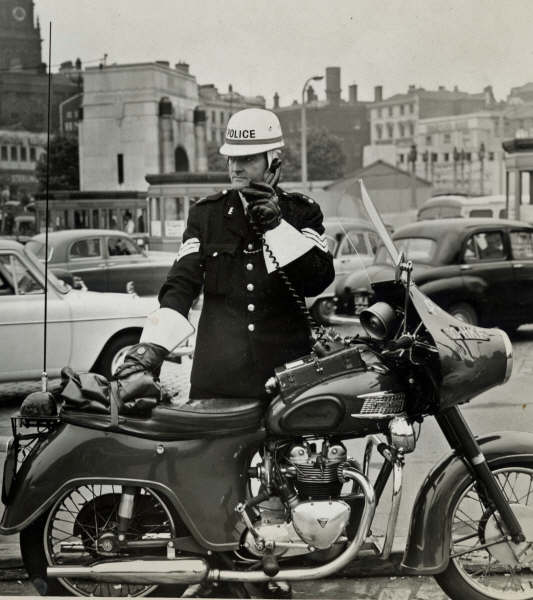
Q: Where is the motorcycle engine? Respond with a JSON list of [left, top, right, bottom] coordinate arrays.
[[287, 442, 347, 500]]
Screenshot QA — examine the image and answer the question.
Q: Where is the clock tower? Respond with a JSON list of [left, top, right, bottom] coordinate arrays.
[[0, 0, 42, 71]]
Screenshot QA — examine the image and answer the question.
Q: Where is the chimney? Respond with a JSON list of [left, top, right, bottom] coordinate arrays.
[[228, 83, 233, 93], [438, 85, 445, 91], [453, 85, 459, 92], [175, 61, 190, 74], [408, 84, 416, 94], [273, 92, 280, 109], [484, 85, 495, 105], [60, 61, 73, 72], [75, 57, 82, 71], [306, 85, 315, 104], [325, 66, 341, 104], [374, 85, 383, 102], [156, 60, 170, 68], [349, 84, 358, 103]]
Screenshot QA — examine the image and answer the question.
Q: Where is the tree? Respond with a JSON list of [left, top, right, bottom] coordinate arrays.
[[35, 135, 79, 191], [207, 142, 228, 172], [280, 128, 346, 182]]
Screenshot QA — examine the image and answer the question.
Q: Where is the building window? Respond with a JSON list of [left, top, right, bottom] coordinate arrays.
[[211, 111, 216, 124], [0, 146, 7, 161], [409, 104, 414, 114], [425, 135, 432, 145], [375, 124, 382, 140], [400, 105, 405, 116], [387, 123, 394, 138], [30, 147, 36, 161], [398, 153, 404, 163], [465, 152, 472, 161], [431, 152, 438, 163], [20, 146, 27, 161], [399, 123, 405, 137], [10, 146, 17, 161], [388, 106, 393, 117], [488, 152, 495, 161], [444, 133, 451, 144], [117, 153, 124, 184], [444, 152, 449, 162], [377, 108, 382, 118], [409, 123, 415, 136]]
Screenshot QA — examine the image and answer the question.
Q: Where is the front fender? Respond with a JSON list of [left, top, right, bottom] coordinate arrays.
[[401, 430, 533, 575], [1, 422, 263, 551]]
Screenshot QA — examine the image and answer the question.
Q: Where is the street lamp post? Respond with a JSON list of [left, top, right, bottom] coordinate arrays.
[[301, 75, 323, 191]]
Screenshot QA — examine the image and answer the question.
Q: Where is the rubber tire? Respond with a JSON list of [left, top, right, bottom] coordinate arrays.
[[93, 331, 140, 379], [20, 507, 192, 597], [434, 458, 533, 600], [447, 302, 478, 325]]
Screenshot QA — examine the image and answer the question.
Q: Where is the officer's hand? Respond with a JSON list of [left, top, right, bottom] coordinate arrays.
[[242, 182, 281, 232], [114, 343, 168, 380]]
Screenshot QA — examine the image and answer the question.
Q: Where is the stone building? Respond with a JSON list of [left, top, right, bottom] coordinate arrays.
[[0, 0, 82, 133], [0, 128, 46, 192], [199, 83, 265, 145], [415, 111, 506, 195], [364, 85, 496, 169], [274, 67, 372, 175], [79, 61, 208, 191]]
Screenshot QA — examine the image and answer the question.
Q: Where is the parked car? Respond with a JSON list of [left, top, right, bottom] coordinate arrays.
[[306, 217, 379, 322], [417, 194, 507, 221], [336, 217, 533, 333], [0, 239, 175, 382], [26, 229, 175, 296]]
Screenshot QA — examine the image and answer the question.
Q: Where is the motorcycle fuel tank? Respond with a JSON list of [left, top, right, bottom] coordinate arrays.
[[266, 366, 407, 437]]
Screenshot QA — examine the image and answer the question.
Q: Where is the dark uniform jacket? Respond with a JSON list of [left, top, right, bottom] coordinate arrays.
[[158, 187, 335, 399]]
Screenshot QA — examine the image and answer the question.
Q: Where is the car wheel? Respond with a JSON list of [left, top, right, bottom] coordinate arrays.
[[448, 302, 478, 325], [311, 297, 336, 324], [94, 331, 141, 380]]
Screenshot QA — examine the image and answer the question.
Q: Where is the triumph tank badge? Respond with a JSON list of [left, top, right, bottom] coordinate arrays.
[[317, 518, 329, 528]]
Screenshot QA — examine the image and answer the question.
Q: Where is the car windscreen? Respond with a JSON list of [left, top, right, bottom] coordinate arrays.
[[23, 246, 70, 293], [26, 239, 54, 262], [375, 237, 437, 265]]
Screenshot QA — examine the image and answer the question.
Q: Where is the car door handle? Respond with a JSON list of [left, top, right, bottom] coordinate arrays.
[[460, 264, 471, 271], [513, 263, 524, 269], [99, 263, 108, 268]]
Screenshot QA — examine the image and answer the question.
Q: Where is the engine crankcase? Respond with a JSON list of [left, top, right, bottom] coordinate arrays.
[[292, 500, 350, 550], [243, 521, 308, 558]]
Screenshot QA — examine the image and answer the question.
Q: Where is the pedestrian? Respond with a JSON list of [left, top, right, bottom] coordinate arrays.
[[115, 107, 334, 399]]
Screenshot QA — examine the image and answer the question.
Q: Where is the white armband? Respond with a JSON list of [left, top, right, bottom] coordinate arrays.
[[263, 219, 315, 274], [140, 308, 195, 352]]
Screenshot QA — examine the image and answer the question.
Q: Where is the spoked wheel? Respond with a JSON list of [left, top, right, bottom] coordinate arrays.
[[435, 464, 533, 600], [21, 484, 188, 597]]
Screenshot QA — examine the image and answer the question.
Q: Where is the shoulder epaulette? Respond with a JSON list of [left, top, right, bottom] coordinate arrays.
[[197, 190, 227, 204]]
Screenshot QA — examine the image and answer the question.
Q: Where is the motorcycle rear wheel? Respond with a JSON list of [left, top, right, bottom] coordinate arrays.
[[20, 483, 189, 597], [435, 461, 533, 600]]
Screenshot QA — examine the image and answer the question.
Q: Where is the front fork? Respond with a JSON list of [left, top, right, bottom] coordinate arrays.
[[437, 406, 525, 544]]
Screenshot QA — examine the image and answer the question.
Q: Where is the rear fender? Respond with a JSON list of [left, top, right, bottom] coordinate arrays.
[[1, 423, 263, 551], [401, 430, 533, 575]]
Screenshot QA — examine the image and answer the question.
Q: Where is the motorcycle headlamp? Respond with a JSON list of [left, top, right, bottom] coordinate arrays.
[[360, 302, 398, 340]]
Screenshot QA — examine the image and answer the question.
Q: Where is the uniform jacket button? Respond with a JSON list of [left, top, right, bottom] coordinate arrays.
[[248, 304, 255, 312], [246, 263, 253, 271], [248, 324, 255, 332], [247, 243, 254, 250], [247, 283, 254, 291]]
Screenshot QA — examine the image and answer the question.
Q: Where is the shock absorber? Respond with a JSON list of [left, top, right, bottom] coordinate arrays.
[[117, 486, 137, 541]]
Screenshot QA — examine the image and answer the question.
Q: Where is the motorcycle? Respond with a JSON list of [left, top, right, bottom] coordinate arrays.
[[2, 182, 533, 600]]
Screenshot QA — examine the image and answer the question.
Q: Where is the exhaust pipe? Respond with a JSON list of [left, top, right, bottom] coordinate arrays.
[[48, 558, 208, 585], [48, 468, 374, 585]]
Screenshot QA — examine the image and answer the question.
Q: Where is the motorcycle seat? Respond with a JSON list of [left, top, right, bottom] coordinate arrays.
[[61, 397, 267, 440]]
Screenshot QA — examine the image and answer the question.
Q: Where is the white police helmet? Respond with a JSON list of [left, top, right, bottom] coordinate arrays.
[[219, 108, 284, 157]]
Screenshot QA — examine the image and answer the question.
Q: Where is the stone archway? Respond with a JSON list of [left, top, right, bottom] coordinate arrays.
[[174, 146, 189, 172]]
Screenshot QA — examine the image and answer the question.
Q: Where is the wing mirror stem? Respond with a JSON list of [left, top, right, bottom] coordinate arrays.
[[395, 251, 413, 335]]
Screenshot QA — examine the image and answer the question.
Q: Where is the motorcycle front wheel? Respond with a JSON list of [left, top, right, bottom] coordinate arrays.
[[20, 483, 189, 597], [435, 461, 533, 600]]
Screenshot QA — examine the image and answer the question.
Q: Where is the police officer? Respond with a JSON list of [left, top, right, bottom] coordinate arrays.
[[116, 108, 334, 399]]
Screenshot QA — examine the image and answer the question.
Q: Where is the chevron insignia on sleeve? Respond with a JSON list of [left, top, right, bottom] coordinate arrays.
[[177, 237, 200, 261], [301, 228, 328, 252]]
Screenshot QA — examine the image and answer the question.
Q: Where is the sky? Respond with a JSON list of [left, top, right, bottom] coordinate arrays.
[[35, 0, 533, 107]]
